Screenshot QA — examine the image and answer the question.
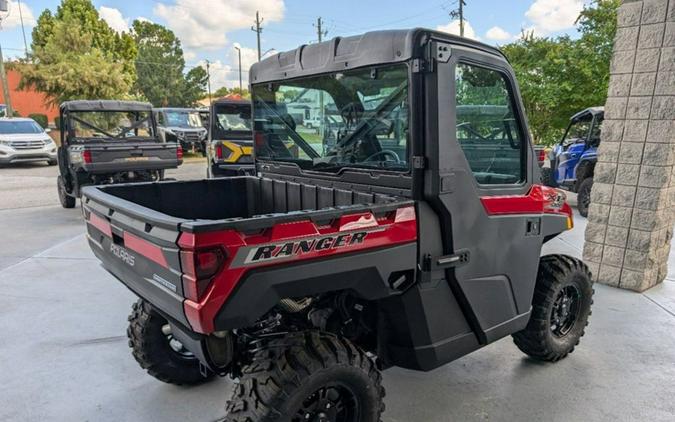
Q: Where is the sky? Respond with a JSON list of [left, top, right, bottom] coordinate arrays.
[[0, 0, 591, 90]]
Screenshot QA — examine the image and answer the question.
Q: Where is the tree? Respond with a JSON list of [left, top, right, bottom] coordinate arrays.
[[20, 0, 137, 105], [181, 66, 209, 106], [502, 0, 620, 145], [133, 20, 185, 107]]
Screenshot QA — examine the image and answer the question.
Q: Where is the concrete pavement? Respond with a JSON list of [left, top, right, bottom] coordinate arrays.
[[0, 161, 674, 421]]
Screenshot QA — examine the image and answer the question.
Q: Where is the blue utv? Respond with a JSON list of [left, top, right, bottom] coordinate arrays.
[[542, 107, 603, 217]]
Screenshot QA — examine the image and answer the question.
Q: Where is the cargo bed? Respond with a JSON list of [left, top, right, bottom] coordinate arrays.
[[72, 141, 182, 174], [81, 176, 415, 331]]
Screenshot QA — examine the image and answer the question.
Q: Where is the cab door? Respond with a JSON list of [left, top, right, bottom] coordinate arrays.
[[428, 44, 543, 344]]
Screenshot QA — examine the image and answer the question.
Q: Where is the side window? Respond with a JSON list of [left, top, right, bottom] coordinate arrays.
[[455, 63, 524, 185]]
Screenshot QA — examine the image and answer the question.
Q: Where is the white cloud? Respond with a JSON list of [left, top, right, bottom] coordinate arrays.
[[197, 44, 272, 90], [436, 19, 479, 41], [0, 0, 36, 30], [485, 26, 513, 42], [524, 0, 584, 35], [135, 16, 153, 24], [99, 6, 130, 33], [154, 0, 285, 51]]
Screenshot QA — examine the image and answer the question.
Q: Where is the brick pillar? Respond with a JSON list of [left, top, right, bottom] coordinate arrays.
[[583, 0, 675, 292]]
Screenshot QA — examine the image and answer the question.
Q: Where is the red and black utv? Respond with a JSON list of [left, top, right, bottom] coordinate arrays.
[[81, 29, 593, 421], [56, 100, 182, 208]]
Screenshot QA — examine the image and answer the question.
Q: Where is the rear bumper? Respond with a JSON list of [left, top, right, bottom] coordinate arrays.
[[211, 162, 255, 176], [80, 159, 181, 174]]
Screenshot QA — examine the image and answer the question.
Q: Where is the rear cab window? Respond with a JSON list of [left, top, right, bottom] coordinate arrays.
[[455, 63, 525, 185]]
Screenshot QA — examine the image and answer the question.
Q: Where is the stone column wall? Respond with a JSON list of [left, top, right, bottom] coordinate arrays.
[[583, 0, 675, 292]]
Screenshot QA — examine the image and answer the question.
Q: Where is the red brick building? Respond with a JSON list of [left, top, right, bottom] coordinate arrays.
[[0, 67, 58, 123]]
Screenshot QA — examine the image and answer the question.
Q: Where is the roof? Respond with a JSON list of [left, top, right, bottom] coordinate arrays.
[[213, 98, 250, 106], [571, 107, 604, 122], [60, 100, 153, 112], [153, 107, 199, 112], [0, 117, 36, 122], [250, 28, 505, 85]]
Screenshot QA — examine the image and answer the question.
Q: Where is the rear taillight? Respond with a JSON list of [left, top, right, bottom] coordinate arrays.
[[82, 150, 92, 164], [176, 146, 183, 161], [254, 132, 265, 148], [537, 148, 546, 163], [215, 144, 223, 159], [180, 248, 225, 302]]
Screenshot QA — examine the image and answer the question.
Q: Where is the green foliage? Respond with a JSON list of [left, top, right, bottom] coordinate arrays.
[[21, 0, 137, 105], [213, 86, 251, 99], [28, 113, 49, 128], [502, 0, 620, 145]]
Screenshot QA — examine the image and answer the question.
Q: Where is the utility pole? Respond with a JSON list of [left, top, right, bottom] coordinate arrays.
[[251, 11, 264, 61], [0, 44, 14, 117], [205, 60, 212, 105], [450, 0, 467, 37], [17, 0, 28, 58], [314, 17, 328, 43], [234, 46, 243, 93]]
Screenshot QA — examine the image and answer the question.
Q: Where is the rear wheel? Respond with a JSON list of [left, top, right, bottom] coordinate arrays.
[[577, 177, 593, 218], [540, 167, 557, 187], [127, 299, 215, 385], [512, 255, 593, 362], [57, 176, 76, 208], [225, 331, 385, 422]]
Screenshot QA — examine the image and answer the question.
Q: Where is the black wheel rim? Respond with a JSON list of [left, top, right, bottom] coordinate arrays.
[[550, 285, 581, 337], [293, 383, 360, 422], [161, 324, 196, 360]]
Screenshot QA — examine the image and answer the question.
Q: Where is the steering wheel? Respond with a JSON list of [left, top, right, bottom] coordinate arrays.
[[364, 150, 400, 163]]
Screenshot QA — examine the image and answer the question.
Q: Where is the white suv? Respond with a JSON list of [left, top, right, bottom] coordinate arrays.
[[0, 118, 57, 166]]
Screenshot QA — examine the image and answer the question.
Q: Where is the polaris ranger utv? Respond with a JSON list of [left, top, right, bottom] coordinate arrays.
[[206, 98, 254, 177], [82, 29, 593, 422], [57, 101, 183, 208], [542, 107, 604, 218]]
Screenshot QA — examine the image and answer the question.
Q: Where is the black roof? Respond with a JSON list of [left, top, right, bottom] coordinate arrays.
[[60, 100, 153, 112], [153, 107, 199, 112], [571, 107, 604, 122], [250, 28, 505, 85], [213, 98, 250, 106]]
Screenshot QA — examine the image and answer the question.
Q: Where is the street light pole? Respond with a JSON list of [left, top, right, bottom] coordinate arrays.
[[234, 46, 242, 93]]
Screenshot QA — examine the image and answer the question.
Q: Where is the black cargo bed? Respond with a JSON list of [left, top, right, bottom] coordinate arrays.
[[83, 176, 413, 233]]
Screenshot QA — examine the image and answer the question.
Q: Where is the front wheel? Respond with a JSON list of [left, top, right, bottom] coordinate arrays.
[[127, 299, 215, 385], [512, 255, 593, 362], [225, 331, 385, 422], [57, 176, 76, 208], [577, 177, 593, 218]]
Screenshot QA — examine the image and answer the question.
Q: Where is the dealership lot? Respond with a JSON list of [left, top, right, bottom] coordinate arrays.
[[1, 162, 675, 421]]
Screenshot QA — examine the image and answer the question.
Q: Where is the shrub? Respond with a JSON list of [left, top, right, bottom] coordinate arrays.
[[29, 113, 49, 128]]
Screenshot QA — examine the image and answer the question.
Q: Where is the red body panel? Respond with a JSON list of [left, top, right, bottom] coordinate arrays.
[[480, 184, 573, 221], [180, 206, 418, 333]]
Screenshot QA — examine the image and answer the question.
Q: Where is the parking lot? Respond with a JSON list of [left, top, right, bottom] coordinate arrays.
[[1, 161, 675, 421]]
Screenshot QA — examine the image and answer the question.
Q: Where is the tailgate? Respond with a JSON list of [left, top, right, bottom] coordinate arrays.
[[82, 187, 190, 326], [79, 142, 181, 173]]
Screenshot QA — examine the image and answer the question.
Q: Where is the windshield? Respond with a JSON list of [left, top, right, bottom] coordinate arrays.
[[564, 119, 591, 142], [165, 110, 202, 128], [0, 120, 44, 134], [69, 111, 154, 140], [212, 104, 251, 139], [251, 64, 409, 173]]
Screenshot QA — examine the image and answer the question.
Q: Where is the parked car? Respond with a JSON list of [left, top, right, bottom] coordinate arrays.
[[154, 107, 208, 155], [81, 29, 593, 421], [0, 117, 57, 166], [302, 116, 322, 129], [543, 107, 603, 217], [56, 100, 183, 208], [207, 98, 254, 177]]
